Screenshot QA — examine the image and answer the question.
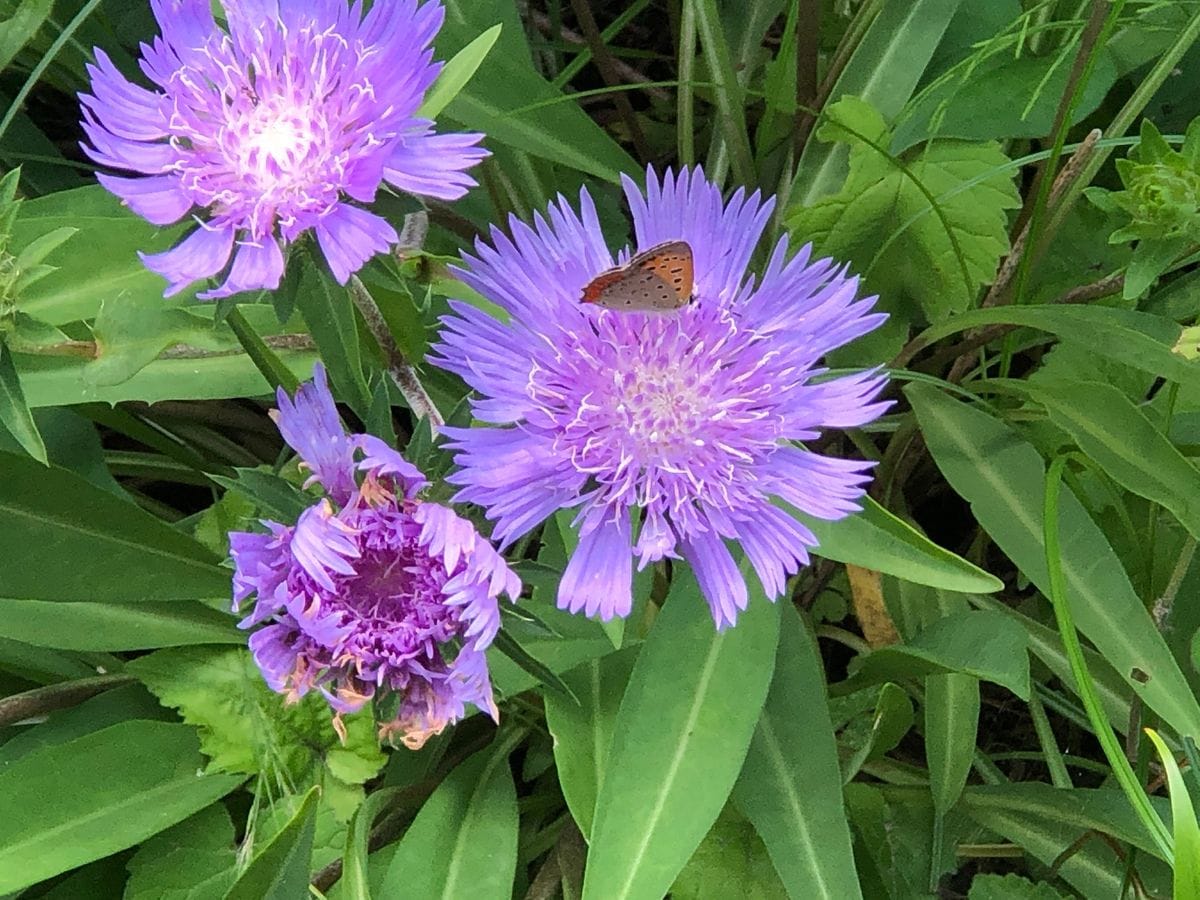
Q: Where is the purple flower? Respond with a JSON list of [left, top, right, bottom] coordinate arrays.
[[79, 0, 487, 299], [430, 167, 888, 630], [230, 364, 520, 748]]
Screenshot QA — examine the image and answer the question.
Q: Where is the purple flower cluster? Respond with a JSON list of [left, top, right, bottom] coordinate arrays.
[[230, 365, 520, 748], [432, 167, 889, 629], [79, 0, 486, 299]]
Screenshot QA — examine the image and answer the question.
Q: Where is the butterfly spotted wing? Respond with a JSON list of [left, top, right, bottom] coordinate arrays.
[[580, 240, 694, 311]]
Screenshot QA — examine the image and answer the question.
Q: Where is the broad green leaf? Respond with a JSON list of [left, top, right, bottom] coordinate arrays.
[[792, 0, 965, 205], [0, 451, 228, 601], [294, 261, 371, 415], [437, 0, 638, 183], [789, 97, 1019, 318], [669, 806, 788, 900], [380, 741, 518, 899], [1146, 728, 1200, 899], [9, 185, 191, 325], [800, 496, 1002, 593], [909, 384, 1200, 740], [0, 721, 241, 893], [908, 305, 1199, 392], [967, 873, 1070, 900], [128, 647, 384, 789], [925, 673, 979, 813], [225, 786, 319, 900], [86, 295, 232, 387], [893, 49, 1118, 151], [732, 606, 862, 900], [1034, 380, 1200, 540], [834, 609, 1030, 700], [0, 0, 51, 71], [418, 24, 502, 120], [582, 570, 781, 900], [544, 648, 637, 839], [16, 345, 319, 408], [0, 598, 240, 650], [124, 805, 238, 900], [0, 338, 46, 463], [0, 683, 170, 766]]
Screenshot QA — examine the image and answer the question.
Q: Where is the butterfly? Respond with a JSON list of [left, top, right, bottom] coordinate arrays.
[[580, 240, 694, 311]]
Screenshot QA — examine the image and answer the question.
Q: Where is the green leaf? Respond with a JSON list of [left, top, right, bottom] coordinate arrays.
[[839, 682, 915, 782], [209, 467, 311, 522], [0, 721, 241, 893], [669, 806, 789, 900], [792, 0, 966, 205], [1035, 379, 1200, 540], [925, 673, 979, 814], [909, 304, 1199, 392], [0, 451, 229, 601], [582, 569, 781, 900], [908, 383, 1200, 739], [731, 606, 863, 899], [967, 873, 1071, 900], [127, 647, 385, 788], [0, 598, 240, 650], [8, 185, 191, 325], [418, 24, 502, 119], [294, 261, 371, 415], [16, 345, 319, 408], [1146, 728, 1200, 899], [789, 97, 1020, 317], [225, 786, 319, 900], [341, 787, 401, 900], [124, 805, 238, 900], [0, 338, 46, 463], [0, 0, 52, 71], [836, 610, 1029, 698], [799, 495, 1002, 593], [86, 295, 230, 387], [491, 627, 580, 704], [544, 648, 638, 839], [893, 49, 1118, 151], [380, 740, 518, 899], [436, 0, 638, 183]]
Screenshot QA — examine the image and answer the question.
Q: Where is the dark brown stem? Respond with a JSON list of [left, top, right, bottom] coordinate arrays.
[[0, 674, 137, 727], [793, 0, 821, 153], [347, 275, 444, 432], [528, 9, 670, 101], [567, 0, 651, 162]]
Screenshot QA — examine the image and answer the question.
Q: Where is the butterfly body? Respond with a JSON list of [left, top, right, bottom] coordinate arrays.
[[580, 240, 694, 311]]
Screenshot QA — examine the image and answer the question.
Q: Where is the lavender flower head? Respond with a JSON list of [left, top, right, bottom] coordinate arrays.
[[431, 167, 889, 630], [79, 0, 487, 299], [230, 365, 519, 749]]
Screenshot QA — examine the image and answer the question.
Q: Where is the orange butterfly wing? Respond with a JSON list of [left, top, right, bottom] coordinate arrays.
[[580, 240, 694, 311], [631, 240, 693, 303]]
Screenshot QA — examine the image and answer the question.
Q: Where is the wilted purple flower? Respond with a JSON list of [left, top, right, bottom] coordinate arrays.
[[431, 167, 888, 630], [79, 0, 487, 299], [230, 364, 519, 748]]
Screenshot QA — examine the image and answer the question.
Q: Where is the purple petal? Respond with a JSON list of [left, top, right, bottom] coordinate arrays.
[[733, 504, 816, 599], [314, 204, 398, 284], [248, 624, 299, 693], [558, 510, 633, 620], [97, 173, 192, 226], [289, 500, 359, 592], [272, 363, 359, 503], [139, 224, 235, 297], [384, 126, 488, 200], [355, 434, 428, 498], [679, 528, 747, 630], [197, 237, 285, 300]]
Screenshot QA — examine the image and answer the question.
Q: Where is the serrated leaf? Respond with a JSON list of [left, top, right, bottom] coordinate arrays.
[[127, 646, 384, 788], [789, 96, 1020, 317], [967, 873, 1070, 899]]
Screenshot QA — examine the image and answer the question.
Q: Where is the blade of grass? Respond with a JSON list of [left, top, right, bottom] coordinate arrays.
[[1044, 455, 1174, 862], [690, 0, 754, 184]]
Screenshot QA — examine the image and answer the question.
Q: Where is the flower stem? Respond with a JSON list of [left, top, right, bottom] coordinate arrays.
[[347, 275, 444, 432]]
